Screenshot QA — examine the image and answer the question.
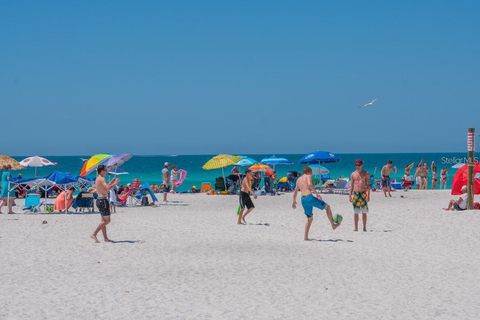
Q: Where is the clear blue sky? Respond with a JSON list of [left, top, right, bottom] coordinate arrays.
[[1, 0, 479, 155]]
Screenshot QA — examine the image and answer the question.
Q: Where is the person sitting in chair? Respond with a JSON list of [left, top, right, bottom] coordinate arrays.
[[54, 187, 75, 213]]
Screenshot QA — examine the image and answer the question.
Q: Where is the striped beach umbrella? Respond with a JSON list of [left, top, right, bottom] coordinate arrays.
[[19, 156, 57, 176], [80, 154, 112, 177], [249, 164, 272, 172]]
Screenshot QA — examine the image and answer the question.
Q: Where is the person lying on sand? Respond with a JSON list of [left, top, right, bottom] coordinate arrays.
[[444, 185, 468, 211], [237, 169, 257, 224], [292, 167, 341, 241]]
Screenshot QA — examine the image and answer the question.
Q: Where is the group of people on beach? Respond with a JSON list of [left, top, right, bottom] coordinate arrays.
[[401, 161, 449, 191], [236, 159, 371, 240]]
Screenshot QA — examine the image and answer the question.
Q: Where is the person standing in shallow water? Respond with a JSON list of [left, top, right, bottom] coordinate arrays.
[[349, 159, 370, 232], [292, 167, 341, 241]]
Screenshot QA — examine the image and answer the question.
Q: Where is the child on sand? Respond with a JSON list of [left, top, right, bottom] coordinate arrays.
[[292, 167, 341, 241], [349, 160, 370, 231], [237, 169, 257, 224]]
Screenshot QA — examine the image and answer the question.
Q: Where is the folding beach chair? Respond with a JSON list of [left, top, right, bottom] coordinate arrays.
[[74, 192, 95, 212], [23, 193, 43, 213]]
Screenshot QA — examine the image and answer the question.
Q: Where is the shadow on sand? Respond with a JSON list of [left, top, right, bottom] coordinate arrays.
[[309, 238, 354, 243], [110, 240, 145, 244]]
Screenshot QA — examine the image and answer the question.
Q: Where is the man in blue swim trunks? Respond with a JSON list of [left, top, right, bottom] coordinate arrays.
[[292, 167, 341, 241]]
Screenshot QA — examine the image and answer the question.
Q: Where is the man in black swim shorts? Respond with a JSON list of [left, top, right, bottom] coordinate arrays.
[[91, 165, 119, 243], [237, 169, 257, 224]]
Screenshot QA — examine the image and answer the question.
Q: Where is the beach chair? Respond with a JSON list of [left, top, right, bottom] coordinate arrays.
[[23, 193, 43, 213], [73, 192, 95, 212]]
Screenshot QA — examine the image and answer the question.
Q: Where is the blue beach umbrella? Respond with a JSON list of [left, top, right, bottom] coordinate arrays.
[[260, 156, 292, 168], [300, 151, 339, 164], [236, 157, 257, 167]]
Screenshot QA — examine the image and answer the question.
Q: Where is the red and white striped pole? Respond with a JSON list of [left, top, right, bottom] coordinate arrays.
[[467, 128, 475, 210]]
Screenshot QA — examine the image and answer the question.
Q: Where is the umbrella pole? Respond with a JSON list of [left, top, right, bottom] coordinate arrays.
[[222, 167, 227, 192]]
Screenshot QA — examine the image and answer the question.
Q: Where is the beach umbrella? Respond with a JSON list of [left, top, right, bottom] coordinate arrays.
[[451, 163, 480, 195], [310, 164, 330, 176], [249, 164, 272, 172], [0, 155, 23, 170], [19, 156, 57, 176], [300, 150, 339, 164], [104, 153, 133, 170], [260, 156, 292, 169], [452, 163, 465, 169], [202, 154, 242, 191], [80, 154, 112, 177], [236, 157, 257, 167]]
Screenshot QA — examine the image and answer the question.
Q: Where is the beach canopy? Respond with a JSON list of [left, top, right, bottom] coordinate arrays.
[[12, 171, 93, 187], [451, 164, 480, 195], [260, 156, 292, 166], [310, 164, 330, 176], [80, 154, 112, 176], [236, 157, 257, 167], [300, 151, 339, 164], [202, 154, 242, 170], [0, 155, 24, 170], [452, 163, 465, 169]]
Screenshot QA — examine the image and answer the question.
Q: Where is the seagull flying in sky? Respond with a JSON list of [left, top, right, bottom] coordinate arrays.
[[360, 98, 377, 108]]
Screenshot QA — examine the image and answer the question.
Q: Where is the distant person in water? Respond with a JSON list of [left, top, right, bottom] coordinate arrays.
[[91, 165, 119, 243], [170, 165, 179, 193], [422, 162, 429, 190], [292, 167, 340, 241], [414, 161, 423, 189], [431, 161, 438, 189], [237, 169, 257, 224], [440, 167, 448, 189], [381, 160, 395, 197], [349, 159, 370, 232]]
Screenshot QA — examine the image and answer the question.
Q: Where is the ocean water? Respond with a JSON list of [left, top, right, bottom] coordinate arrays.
[[10, 153, 473, 191]]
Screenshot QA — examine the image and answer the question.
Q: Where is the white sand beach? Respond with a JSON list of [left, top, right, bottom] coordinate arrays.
[[1, 190, 480, 320]]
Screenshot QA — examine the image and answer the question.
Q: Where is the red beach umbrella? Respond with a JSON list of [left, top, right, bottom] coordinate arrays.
[[451, 163, 480, 195]]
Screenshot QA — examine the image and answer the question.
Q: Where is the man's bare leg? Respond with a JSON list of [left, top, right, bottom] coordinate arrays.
[[362, 213, 367, 231], [101, 217, 111, 241], [163, 192, 168, 202], [325, 205, 340, 230], [242, 208, 254, 224], [354, 214, 359, 231], [91, 220, 106, 243], [7, 199, 15, 214], [304, 217, 313, 241], [237, 208, 245, 225], [443, 200, 455, 211]]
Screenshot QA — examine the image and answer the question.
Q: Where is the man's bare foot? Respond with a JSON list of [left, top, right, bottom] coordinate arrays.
[[91, 235, 100, 243], [104, 238, 113, 243], [354, 228, 358, 232], [304, 238, 310, 241], [8, 211, 15, 214], [363, 227, 367, 232], [242, 218, 247, 224]]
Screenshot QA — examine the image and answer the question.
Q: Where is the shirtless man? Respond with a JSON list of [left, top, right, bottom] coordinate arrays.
[[237, 169, 257, 224], [381, 160, 395, 197], [91, 165, 119, 243], [349, 160, 370, 231], [292, 167, 340, 241]]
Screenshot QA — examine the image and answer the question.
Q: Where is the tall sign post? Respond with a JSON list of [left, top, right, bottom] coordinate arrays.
[[467, 128, 475, 210]]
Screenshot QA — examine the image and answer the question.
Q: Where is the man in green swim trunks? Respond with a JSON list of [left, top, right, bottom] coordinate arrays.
[[292, 167, 341, 241], [349, 159, 370, 231]]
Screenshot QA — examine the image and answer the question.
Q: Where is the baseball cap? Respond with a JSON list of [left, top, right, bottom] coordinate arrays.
[[164, 162, 170, 166]]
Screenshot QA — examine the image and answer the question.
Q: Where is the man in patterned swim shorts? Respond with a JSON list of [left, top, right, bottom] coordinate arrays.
[[349, 159, 370, 232]]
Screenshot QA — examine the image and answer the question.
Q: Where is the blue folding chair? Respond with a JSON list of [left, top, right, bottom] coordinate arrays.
[[23, 193, 43, 213]]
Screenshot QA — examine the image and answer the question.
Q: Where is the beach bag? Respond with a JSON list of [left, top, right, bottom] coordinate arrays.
[[141, 195, 149, 206], [473, 202, 480, 210]]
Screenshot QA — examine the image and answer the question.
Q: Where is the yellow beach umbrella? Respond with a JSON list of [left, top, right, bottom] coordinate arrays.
[[202, 154, 242, 191], [202, 154, 242, 170]]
